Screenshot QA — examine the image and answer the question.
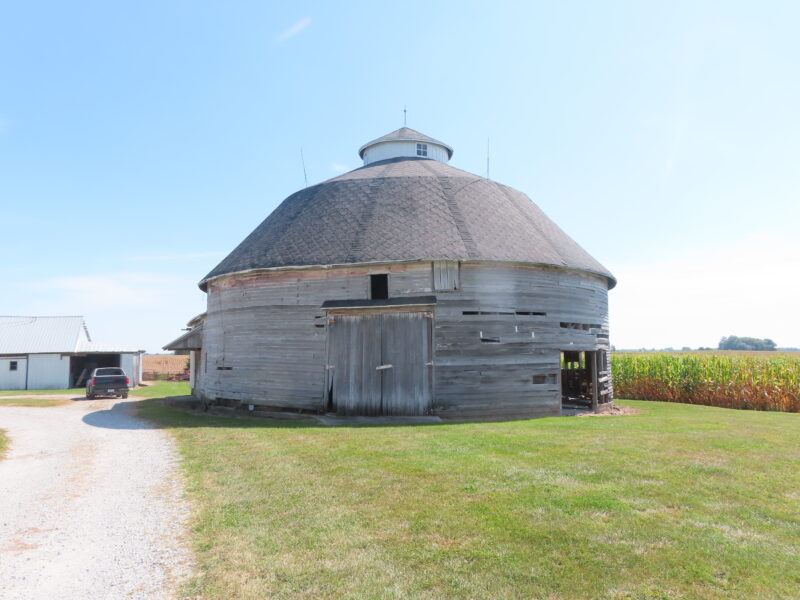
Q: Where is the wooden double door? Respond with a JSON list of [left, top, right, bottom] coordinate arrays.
[[327, 311, 432, 416]]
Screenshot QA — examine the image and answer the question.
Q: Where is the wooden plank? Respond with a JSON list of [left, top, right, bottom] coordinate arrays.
[[591, 350, 599, 412], [330, 314, 382, 416], [433, 261, 460, 291], [381, 312, 432, 415]]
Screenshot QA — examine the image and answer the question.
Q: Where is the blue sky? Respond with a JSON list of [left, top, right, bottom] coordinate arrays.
[[1, 1, 798, 352]]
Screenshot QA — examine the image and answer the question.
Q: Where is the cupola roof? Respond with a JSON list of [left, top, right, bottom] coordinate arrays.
[[358, 127, 453, 160]]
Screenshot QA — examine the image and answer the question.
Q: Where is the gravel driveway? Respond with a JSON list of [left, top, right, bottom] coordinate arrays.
[[0, 398, 192, 599]]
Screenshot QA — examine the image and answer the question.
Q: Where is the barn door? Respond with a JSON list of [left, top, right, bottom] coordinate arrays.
[[328, 314, 382, 416], [381, 313, 432, 415], [327, 312, 432, 416]]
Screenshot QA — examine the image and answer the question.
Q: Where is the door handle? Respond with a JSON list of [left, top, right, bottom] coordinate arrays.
[[375, 364, 393, 370]]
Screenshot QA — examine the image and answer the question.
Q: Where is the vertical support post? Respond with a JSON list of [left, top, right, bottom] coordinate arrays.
[[189, 351, 196, 391], [591, 351, 599, 412]]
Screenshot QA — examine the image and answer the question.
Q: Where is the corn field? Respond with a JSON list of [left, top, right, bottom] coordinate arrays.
[[611, 352, 800, 412]]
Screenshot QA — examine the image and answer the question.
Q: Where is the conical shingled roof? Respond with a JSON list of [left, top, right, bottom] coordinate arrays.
[[200, 156, 616, 290]]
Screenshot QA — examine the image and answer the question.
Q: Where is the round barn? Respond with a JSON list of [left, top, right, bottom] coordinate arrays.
[[177, 127, 616, 420]]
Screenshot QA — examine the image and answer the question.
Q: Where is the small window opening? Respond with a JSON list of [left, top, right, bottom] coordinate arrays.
[[560, 321, 602, 331], [480, 335, 501, 343], [416, 143, 428, 157], [9, 361, 18, 371], [370, 274, 389, 300]]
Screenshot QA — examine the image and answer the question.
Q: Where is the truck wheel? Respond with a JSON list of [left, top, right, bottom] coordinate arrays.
[[87, 392, 95, 399], [121, 392, 128, 399]]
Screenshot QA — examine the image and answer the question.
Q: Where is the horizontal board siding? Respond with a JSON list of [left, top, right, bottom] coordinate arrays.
[[198, 263, 434, 407], [199, 304, 325, 409], [197, 261, 611, 419], [429, 263, 609, 419]]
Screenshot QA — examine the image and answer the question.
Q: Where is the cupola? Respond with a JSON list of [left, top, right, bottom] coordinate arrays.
[[358, 127, 454, 165]]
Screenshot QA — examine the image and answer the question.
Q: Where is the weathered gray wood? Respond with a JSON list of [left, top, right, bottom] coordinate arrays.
[[591, 351, 599, 412], [329, 314, 381, 416], [433, 261, 460, 291], [381, 312, 432, 415], [328, 312, 431, 416], [196, 260, 611, 420]]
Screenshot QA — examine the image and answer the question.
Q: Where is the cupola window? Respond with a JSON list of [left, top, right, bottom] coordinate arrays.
[[416, 143, 428, 157]]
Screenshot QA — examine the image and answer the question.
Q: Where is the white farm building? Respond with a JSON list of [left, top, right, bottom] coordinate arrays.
[[0, 316, 143, 390]]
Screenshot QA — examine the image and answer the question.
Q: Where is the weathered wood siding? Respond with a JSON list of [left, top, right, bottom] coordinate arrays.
[[197, 261, 610, 420], [197, 263, 433, 408], [432, 263, 609, 420]]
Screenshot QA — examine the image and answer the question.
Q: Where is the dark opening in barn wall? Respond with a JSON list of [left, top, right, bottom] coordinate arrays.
[[561, 350, 612, 411], [370, 274, 389, 300], [69, 354, 121, 387]]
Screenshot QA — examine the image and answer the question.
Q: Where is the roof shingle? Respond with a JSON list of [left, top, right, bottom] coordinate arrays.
[[201, 157, 616, 289]]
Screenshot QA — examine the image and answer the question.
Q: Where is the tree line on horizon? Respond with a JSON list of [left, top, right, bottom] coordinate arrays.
[[718, 336, 777, 351]]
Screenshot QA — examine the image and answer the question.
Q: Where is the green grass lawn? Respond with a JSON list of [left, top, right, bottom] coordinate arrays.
[[0, 429, 8, 458], [0, 380, 190, 398], [130, 381, 191, 398], [137, 400, 800, 600]]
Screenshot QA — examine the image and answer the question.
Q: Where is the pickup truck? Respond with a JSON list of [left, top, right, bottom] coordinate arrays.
[[85, 367, 130, 399]]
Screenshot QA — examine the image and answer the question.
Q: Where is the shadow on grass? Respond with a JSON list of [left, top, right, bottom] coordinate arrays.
[[82, 397, 336, 431], [80, 396, 536, 431]]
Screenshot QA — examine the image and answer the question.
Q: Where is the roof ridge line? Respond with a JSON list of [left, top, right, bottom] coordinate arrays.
[[345, 162, 396, 261], [416, 160, 479, 260], [496, 184, 566, 266]]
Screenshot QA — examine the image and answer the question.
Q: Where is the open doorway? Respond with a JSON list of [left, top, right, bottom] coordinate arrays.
[[561, 351, 592, 410], [561, 350, 611, 411], [69, 354, 121, 387]]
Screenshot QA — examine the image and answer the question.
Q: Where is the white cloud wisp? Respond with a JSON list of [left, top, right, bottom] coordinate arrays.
[[274, 17, 312, 44]]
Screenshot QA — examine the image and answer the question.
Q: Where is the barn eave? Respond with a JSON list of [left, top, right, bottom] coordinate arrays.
[[198, 259, 616, 292]]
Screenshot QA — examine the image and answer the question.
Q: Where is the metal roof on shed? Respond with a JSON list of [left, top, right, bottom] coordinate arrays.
[[0, 316, 142, 354], [0, 316, 87, 354], [76, 340, 144, 354]]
